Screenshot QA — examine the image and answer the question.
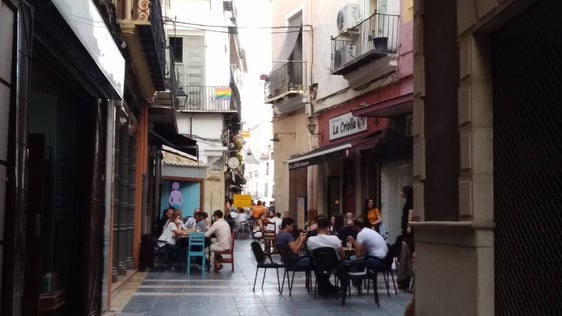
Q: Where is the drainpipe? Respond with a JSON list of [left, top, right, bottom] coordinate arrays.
[[102, 99, 116, 310]]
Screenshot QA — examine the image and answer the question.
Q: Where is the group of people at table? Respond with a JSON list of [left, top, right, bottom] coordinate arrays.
[[154, 185, 413, 292], [157, 207, 232, 271], [275, 213, 388, 295]]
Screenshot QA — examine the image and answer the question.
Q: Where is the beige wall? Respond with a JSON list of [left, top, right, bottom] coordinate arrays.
[[271, 110, 315, 214]]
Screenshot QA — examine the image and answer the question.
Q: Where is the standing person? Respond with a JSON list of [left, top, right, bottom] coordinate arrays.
[[401, 186, 414, 238], [346, 219, 388, 271], [205, 210, 232, 271], [338, 212, 357, 247], [362, 198, 382, 232]]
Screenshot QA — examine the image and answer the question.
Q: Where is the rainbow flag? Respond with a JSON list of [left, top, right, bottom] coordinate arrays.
[[215, 87, 232, 100]]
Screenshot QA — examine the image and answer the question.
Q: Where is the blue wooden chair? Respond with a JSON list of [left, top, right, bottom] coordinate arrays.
[[187, 232, 206, 276]]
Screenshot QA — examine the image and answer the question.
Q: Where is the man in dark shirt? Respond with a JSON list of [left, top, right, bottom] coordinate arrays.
[[338, 212, 357, 247]]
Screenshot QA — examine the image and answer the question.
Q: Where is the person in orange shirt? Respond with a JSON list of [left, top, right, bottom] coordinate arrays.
[[361, 198, 382, 232], [251, 200, 267, 219]]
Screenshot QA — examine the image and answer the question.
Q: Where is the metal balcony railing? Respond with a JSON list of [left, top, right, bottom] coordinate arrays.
[[331, 12, 399, 74], [176, 85, 238, 112], [265, 61, 307, 102]]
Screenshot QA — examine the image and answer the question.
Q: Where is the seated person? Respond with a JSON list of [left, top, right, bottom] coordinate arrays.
[[307, 213, 327, 238], [307, 217, 345, 295], [176, 210, 187, 230], [194, 211, 208, 232], [252, 213, 269, 239], [185, 208, 199, 229], [157, 212, 188, 265], [338, 212, 357, 248], [234, 207, 247, 223], [205, 210, 232, 271], [276, 217, 311, 268], [346, 219, 388, 271], [156, 207, 174, 237]]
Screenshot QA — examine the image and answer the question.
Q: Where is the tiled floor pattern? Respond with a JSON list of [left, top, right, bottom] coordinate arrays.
[[106, 238, 413, 316]]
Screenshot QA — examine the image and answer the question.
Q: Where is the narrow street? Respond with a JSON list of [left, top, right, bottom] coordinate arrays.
[[106, 239, 413, 316]]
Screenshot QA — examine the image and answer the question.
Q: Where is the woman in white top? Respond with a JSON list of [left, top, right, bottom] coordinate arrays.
[[158, 212, 185, 247]]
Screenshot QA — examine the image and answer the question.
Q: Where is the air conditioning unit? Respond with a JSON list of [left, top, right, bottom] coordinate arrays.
[[337, 4, 361, 33], [334, 45, 353, 68]]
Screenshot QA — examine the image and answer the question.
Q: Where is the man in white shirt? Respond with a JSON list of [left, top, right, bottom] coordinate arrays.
[[205, 210, 232, 270], [307, 217, 346, 295], [347, 219, 388, 270]]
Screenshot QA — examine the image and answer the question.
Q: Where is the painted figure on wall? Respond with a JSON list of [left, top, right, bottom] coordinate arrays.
[[168, 181, 184, 209]]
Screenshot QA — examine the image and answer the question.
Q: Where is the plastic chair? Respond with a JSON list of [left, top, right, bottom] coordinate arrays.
[[250, 241, 284, 291], [214, 230, 236, 271], [277, 244, 313, 296], [186, 232, 206, 276], [311, 247, 345, 301]]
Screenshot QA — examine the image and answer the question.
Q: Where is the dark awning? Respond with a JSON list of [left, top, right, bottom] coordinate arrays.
[[287, 130, 383, 170], [149, 128, 198, 157], [287, 143, 351, 170], [352, 93, 413, 117]]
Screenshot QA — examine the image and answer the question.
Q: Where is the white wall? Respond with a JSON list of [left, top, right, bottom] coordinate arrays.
[[176, 112, 224, 139], [164, 0, 232, 87]]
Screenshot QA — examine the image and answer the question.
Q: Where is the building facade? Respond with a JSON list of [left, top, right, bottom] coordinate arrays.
[[268, 0, 413, 235], [412, 0, 561, 315], [163, 0, 245, 216], [0, 0, 203, 314]]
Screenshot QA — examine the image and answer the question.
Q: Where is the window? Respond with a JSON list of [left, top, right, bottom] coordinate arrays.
[[169, 37, 183, 63]]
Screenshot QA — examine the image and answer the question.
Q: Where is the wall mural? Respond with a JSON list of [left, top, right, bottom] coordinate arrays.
[[160, 179, 201, 218]]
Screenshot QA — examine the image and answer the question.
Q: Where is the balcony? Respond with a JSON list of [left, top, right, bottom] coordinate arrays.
[[331, 12, 399, 75], [176, 86, 239, 113], [265, 61, 307, 105], [119, 0, 167, 98]]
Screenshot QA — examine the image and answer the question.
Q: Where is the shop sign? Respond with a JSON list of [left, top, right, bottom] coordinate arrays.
[[329, 112, 367, 140]]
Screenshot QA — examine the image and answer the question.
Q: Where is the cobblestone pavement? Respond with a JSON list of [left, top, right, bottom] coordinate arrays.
[[105, 238, 413, 316]]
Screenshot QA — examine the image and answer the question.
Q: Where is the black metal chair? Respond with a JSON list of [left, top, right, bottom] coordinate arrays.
[[343, 257, 379, 307], [375, 243, 398, 296], [250, 241, 284, 292], [277, 244, 313, 296], [311, 247, 346, 301]]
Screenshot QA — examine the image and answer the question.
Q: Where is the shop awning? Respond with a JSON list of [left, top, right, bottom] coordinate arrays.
[[149, 128, 198, 157], [352, 93, 413, 117], [287, 130, 383, 170]]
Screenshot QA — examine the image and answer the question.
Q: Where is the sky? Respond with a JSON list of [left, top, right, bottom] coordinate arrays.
[[235, 0, 273, 155]]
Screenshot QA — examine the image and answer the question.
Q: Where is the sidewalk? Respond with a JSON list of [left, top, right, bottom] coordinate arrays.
[[104, 238, 412, 316]]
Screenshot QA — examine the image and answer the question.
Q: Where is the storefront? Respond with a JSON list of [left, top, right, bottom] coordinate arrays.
[[287, 110, 385, 226], [1, 0, 124, 314]]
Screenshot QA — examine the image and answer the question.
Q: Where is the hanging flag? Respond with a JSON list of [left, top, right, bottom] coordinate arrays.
[[215, 87, 232, 100]]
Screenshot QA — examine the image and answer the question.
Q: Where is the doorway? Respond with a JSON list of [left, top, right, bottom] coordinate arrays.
[[492, 1, 562, 314]]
